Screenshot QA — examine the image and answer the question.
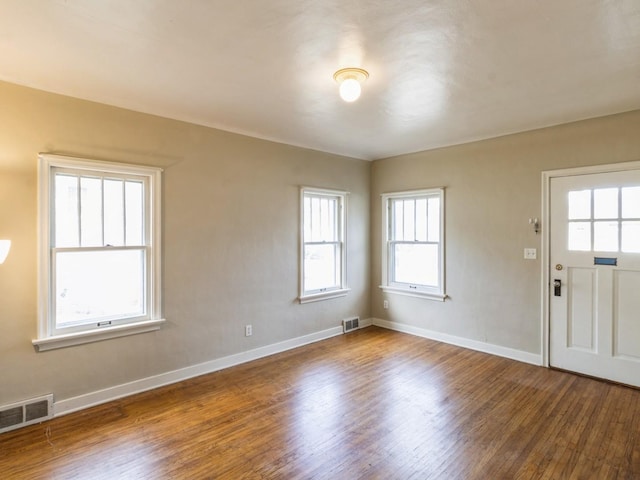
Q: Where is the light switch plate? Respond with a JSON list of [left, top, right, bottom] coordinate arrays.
[[524, 248, 537, 260]]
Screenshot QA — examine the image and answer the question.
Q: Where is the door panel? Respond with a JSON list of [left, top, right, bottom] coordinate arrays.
[[613, 270, 640, 360], [550, 168, 640, 386], [567, 267, 596, 351]]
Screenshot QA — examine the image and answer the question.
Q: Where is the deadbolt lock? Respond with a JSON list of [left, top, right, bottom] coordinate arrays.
[[554, 279, 562, 297]]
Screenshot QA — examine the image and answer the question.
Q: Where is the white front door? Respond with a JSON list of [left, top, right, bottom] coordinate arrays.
[[549, 168, 640, 386]]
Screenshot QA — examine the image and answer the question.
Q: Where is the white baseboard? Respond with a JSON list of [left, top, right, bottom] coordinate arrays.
[[358, 317, 373, 329], [372, 318, 543, 366], [53, 317, 538, 417], [54, 325, 344, 417]]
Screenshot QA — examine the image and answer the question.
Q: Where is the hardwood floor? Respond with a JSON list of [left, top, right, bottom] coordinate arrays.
[[2, 326, 640, 479]]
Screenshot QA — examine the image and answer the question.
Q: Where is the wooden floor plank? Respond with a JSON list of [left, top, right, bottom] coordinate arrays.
[[2, 327, 640, 479]]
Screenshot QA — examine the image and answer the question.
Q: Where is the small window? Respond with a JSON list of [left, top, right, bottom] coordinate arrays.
[[567, 186, 640, 253], [299, 187, 349, 303], [381, 188, 446, 301], [34, 154, 164, 351]]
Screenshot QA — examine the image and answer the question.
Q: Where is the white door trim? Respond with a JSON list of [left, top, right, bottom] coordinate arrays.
[[542, 160, 640, 368]]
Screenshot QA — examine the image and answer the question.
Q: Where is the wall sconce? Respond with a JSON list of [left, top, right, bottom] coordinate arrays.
[[0, 240, 11, 264], [529, 218, 540, 234], [333, 67, 369, 102]]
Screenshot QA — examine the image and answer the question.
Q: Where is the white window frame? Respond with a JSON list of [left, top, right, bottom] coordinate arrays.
[[380, 188, 446, 301], [34, 154, 164, 351], [299, 187, 349, 303]]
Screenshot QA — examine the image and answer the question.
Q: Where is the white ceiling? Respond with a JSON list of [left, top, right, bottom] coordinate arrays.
[[1, 0, 639, 160]]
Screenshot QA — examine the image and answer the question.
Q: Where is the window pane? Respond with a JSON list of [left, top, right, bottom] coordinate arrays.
[[304, 244, 339, 291], [568, 222, 591, 251], [415, 199, 427, 241], [55, 174, 79, 247], [568, 190, 591, 220], [622, 221, 640, 253], [104, 179, 124, 246], [328, 199, 336, 241], [311, 197, 321, 242], [427, 197, 440, 242], [125, 181, 144, 246], [622, 187, 640, 218], [594, 188, 618, 219], [593, 221, 618, 252], [393, 200, 403, 241], [320, 198, 329, 241], [305, 195, 339, 243], [319, 197, 336, 242], [80, 176, 102, 247], [55, 249, 145, 326], [393, 243, 439, 287], [403, 200, 415, 241], [303, 196, 312, 240]]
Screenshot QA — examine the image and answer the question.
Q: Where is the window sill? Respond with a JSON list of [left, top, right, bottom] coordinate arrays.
[[380, 286, 447, 302], [299, 288, 350, 304], [32, 319, 165, 352]]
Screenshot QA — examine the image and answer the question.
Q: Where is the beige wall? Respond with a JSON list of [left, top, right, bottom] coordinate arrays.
[[371, 110, 640, 354], [0, 81, 370, 405]]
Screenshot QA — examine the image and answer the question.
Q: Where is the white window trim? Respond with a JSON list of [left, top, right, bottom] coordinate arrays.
[[380, 188, 447, 302], [299, 187, 350, 304], [34, 153, 165, 351]]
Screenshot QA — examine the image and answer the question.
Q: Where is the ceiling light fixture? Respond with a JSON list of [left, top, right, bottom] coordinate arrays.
[[333, 68, 369, 102]]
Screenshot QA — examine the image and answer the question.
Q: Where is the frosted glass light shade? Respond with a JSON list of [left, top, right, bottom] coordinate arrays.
[[339, 78, 362, 102], [0, 240, 11, 264], [333, 68, 369, 103]]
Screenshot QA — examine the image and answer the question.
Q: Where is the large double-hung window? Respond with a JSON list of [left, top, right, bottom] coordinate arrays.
[[34, 154, 163, 351], [381, 188, 446, 301], [299, 187, 349, 303]]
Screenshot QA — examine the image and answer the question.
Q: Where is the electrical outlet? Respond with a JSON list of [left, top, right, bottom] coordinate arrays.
[[524, 248, 537, 260], [245, 324, 252, 337], [383, 300, 389, 309]]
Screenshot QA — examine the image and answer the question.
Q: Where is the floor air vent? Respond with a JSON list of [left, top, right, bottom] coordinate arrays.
[[343, 316, 360, 333], [0, 394, 53, 434]]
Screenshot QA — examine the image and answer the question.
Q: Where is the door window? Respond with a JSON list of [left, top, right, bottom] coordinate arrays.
[[567, 186, 640, 253]]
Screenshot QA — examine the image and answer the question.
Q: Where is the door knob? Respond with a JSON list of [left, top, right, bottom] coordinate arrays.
[[554, 279, 561, 297]]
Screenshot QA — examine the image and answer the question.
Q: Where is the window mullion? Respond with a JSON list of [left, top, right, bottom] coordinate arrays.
[[388, 201, 393, 240], [76, 175, 82, 247], [393, 240, 435, 245], [590, 189, 595, 251], [337, 202, 342, 241], [320, 197, 325, 241], [413, 199, 418, 241], [52, 245, 143, 253], [122, 180, 127, 246], [101, 177, 105, 247], [424, 196, 429, 241], [618, 188, 622, 252]]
